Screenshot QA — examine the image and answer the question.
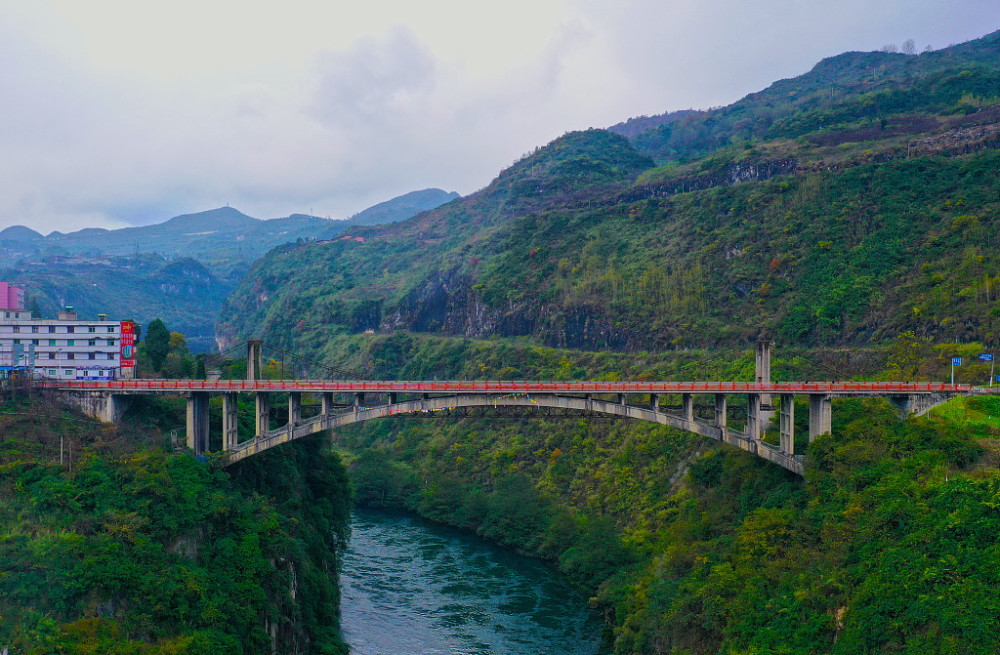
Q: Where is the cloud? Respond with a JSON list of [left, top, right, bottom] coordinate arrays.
[[0, 1, 997, 234]]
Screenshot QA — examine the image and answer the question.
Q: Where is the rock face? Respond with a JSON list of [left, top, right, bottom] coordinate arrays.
[[384, 269, 627, 349]]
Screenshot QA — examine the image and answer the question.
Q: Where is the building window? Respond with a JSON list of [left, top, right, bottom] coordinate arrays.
[[48, 326, 54, 333], [67, 326, 74, 333], [12, 326, 19, 333], [88, 326, 96, 333], [89, 340, 96, 346], [89, 353, 96, 360], [32, 339, 39, 345], [67, 339, 74, 346], [12, 339, 19, 345], [47, 369, 56, 376], [107, 339, 115, 346], [66, 353, 74, 360], [31, 326, 38, 333], [49, 339, 56, 346], [107, 327, 114, 333]]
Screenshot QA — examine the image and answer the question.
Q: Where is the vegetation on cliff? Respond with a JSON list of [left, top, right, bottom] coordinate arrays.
[[0, 396, 351, 654]]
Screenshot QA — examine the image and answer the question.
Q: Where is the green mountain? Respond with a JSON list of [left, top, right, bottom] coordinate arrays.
[[3, 207, 333, 274], [320, 188, 461, 236], [211, 30, 1000, 655], [217, 30, 1000, 356]]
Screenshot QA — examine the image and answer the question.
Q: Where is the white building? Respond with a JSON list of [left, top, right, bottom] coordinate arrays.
[[0, 308, 135, 380]]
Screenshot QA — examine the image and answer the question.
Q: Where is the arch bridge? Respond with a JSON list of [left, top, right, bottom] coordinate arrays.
[[41, 377, 965, 477]]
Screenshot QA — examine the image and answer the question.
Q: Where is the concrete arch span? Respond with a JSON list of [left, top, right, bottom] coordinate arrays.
[[225, 392, 805, 475]]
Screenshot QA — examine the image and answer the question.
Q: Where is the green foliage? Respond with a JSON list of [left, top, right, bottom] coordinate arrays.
[[0, 396, 351, 654], [144, 319, 170, 372]]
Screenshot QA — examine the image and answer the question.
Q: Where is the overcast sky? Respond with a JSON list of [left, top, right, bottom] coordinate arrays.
[[1, 1, 998, 234]]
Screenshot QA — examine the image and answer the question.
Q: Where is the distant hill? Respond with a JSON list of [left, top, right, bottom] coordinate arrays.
[[349, 188, 460, 226], [3, 207, 330, 275], [0, 190, 462, 351], [0, 225, 44, 241]]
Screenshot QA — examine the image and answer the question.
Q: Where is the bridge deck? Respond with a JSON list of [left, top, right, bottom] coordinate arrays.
[[37, 379, 974, 396]]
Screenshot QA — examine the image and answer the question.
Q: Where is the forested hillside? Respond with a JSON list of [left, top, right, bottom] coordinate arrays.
[[0, 396, 352, 654], [216, 30, 1000, 356]]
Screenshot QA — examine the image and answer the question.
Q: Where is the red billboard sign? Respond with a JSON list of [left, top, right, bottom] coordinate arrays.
[[120, 321, 135, 367]]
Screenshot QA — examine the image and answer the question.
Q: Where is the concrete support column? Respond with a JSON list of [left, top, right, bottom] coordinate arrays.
[[256, 392, 271, 437], [354, 393, 363, 410], [715, 394, 727, 430], [682, 394, 694, 423], [755, 338, 772, 410], [808, 394, 832, 441], [222, 392, 239, 450], [779, 393, 794, 454], [389, 392, 398, 405], [322, 392, 334, 416], [287, 392, 301, 438], [618, 393, 627, 407], [186, 392, 210, 456], [247, 340, 262, 381], [746, 393, 762, 440]]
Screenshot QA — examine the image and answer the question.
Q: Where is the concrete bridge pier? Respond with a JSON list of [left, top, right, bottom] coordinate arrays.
[[682, 394, 694, 424], [256, 392, 270, 437], [288, 393, 301, 438], [618, 393, 627, 407], [746, 393, 762, 440], [322, 392, 334, 416], [186, 392, 210, 456], [651, 394, 660, 412], [222, 392, 239, 450], [808, 394, 832, 440], [715, 394, 727, 430], [779, 393, 794, 454]]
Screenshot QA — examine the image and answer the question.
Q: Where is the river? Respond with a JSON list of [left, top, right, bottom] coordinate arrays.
[[340, 508, 611, 655]]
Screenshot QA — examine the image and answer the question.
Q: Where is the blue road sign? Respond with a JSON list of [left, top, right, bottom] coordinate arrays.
[[979, 353, 994, 361], [952, 357, 962, 366]]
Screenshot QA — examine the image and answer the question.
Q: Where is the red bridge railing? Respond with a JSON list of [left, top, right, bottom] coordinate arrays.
[[35, 379, 974, 395]]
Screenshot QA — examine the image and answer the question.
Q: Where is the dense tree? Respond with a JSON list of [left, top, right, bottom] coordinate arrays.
[[145, 318, 170, 371]]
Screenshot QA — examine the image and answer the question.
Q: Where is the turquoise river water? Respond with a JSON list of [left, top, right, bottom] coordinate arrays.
[[340, 508, 611, 655]]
